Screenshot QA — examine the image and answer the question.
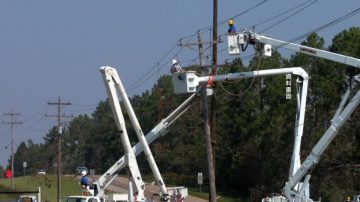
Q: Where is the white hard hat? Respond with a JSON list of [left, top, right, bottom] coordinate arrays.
[[81, 170, 87, 176], [172, 59, 178, 65]]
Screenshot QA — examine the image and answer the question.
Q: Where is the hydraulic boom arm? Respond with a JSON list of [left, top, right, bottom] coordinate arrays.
[[94, 67, 199, 199], [229, 31, 360, 68], [99, 66, 146, 201], [283, 75, 360, 200], [251, 33, 360, 68]]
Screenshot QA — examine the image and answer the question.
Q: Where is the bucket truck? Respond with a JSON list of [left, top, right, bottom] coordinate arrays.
[[90, 88, 196, 202], [99, 66, 188, 201], [172, 66, 310, 199], [226, 30, 360, 201], [68, 66, 148, 202], [66, 67, 193, 202]]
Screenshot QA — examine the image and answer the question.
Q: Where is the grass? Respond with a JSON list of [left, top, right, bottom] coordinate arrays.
[[0, 176, 248, 202], [188, 187, 250, 202], [0, 175, 82, 202]]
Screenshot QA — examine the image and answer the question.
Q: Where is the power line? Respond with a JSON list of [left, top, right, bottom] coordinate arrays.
[[18, 116, 47, 133], [124, 3, 359, 97], [21, 104, 49, 122], [125, 40, 183, 93], [197, 0, 270, 33], [259, 0, 319, 33], [249, 0, 317, 29], [126, 39, 191, 94], [222, 8, 360, 63], [125, 1, 270, 95], [289, 7, 360, 43]]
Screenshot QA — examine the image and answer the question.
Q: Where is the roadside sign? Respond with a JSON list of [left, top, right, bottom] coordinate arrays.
[[197, 172, 203, 185]]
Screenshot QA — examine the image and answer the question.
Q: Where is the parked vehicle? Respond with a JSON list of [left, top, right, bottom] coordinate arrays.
[[16, 195, 38, 202], [76, 167, 88, 175], [36, 169, 46, 175]]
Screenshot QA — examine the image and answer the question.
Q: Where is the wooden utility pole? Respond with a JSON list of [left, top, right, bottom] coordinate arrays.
[[208, 0, 218, 201], [179, 31, 214, 69], [2, 110, 22, 190], [179, 3, 218, 200], [46, 97, 71, 202], [197, 32, 206, 67]]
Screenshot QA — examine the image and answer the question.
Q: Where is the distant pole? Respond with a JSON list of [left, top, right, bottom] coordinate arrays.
[[2, 110, 23, 190], [197, 32, 205, 67], [46, 97, 72, 202], [178, 31, 215, 70]]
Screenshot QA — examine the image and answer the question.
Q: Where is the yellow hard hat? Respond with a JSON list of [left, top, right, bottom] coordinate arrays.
[[228, 19, 234, 25]]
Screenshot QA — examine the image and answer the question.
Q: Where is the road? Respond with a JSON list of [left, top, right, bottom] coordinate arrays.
[[96, 176, 207, 202]]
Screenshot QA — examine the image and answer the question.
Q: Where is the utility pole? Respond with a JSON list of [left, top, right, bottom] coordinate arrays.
[[197, 32, 206, 67], [208, 0, 218, 201], [46, 97, 72, 202], [2, 110, 23, 190], [179, 31, 214, 70], [178, 4, 218, 199]]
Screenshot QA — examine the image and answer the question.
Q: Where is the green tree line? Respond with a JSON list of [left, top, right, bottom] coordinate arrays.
[[6, 27, 360, 201]]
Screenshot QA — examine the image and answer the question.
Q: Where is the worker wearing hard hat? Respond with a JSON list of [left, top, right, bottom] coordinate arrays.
[[80, 170, 94, 190], [171, 59, 185, 80], [228, 19, 236, 34], [171, 59, 183, 73]]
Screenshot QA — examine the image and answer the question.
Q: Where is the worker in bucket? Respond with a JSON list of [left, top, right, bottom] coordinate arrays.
[[228, 19, 236, 34], [80, 170, 94, 190], [170, 59, 185, 80]]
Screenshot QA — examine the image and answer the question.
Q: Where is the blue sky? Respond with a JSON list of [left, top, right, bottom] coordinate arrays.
[[0, 0, 359, 168]]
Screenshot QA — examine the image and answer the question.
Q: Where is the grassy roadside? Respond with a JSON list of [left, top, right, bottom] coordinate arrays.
[[0, 175, 247, 202], [0, 175, 81, 202], [188, 188, 250, 202]]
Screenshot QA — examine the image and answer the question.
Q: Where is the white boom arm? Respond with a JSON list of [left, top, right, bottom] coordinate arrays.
[[97, 66, 195, 201], [254, 34, 360, 68], [228, 31, 360, 201], [100, 66, 146, 201], [283, 75, 360, 201], [234, 31, 360, 68], [93, 91, 197, 198], [173, 67, 309, 190]]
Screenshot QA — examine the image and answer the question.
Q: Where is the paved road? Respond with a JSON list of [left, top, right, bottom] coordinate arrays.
[[95, 176, 207, 202]]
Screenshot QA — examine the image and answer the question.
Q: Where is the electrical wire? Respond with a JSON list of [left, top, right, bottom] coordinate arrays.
[[288, 7, 360, 43], [139, 0, 270, 78], [126, 36, 193, 94], [122, 2, 359, 97], [249, 0, 316, 29], [18, 116, 47, 132], [197, 0, 270, 33], [219, 56, 263, 96], [21, 104, 49, 122], [71, 102, 98, 108], [124, 1, 273, 94], [259, 0, 319, 33], [125, 40, 182, 93], [219, 6, 360, 69]]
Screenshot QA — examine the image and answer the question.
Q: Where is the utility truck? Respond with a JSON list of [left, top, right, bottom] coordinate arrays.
[[65, 67, 193, 202], [170, 29, 360, 201], [172, 67, 310, 201], [227, 30, 360, 202]]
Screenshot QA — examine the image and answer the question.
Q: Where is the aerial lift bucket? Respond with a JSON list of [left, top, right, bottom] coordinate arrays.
[[171, 71, 199, 94]]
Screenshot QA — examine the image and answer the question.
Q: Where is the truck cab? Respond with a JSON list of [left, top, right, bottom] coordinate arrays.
[[352, 195, 360, 202], [16, 195, 38, 202], [64, 196, 101, 202]]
